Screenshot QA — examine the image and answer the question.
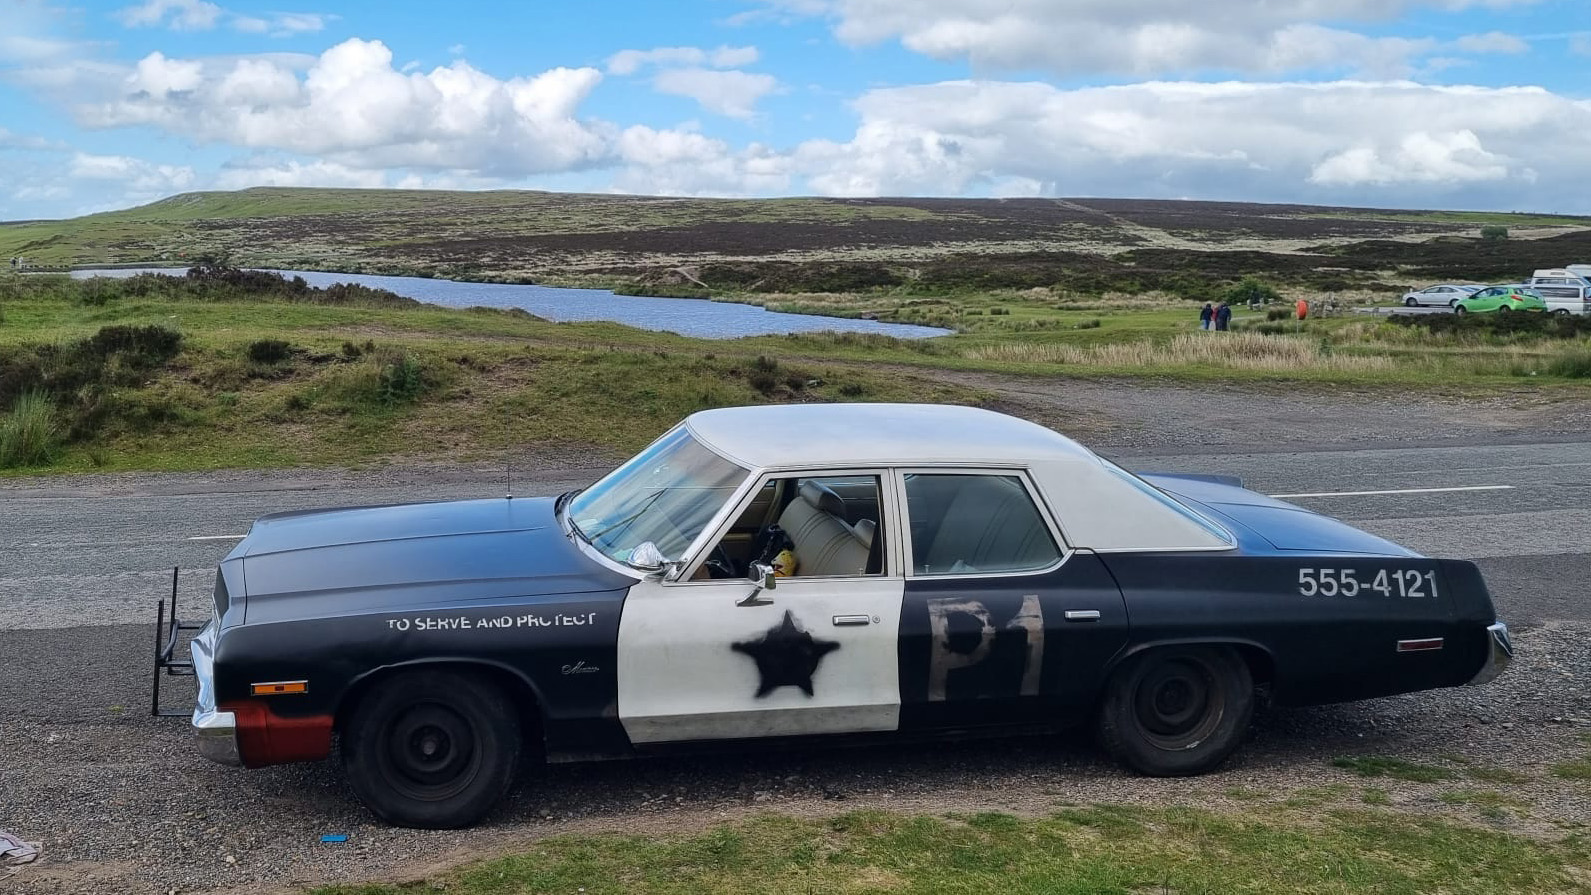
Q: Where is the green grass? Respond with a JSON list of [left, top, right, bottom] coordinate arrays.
[[311, 806, 1591, 895], [1332, 756, 1461, 783]]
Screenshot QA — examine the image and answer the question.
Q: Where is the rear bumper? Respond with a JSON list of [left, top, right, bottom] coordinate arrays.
[[1467, 621, 1513, 687], [190, 622, 242, 766]]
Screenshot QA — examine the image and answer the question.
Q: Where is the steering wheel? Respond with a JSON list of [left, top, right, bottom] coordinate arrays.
[[702, 544, 738, 579]]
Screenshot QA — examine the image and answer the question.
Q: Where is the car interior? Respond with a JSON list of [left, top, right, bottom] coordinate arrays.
[[701, 475, 884, 579]]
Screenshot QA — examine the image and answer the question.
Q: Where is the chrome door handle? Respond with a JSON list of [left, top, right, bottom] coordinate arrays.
[[832, 614, 871, 626], [1064, 610, 1102, 622]]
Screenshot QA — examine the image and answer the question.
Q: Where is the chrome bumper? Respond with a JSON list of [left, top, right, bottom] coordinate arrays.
[[1467, 621, 1513, 687], [190, 622, 242, 766]]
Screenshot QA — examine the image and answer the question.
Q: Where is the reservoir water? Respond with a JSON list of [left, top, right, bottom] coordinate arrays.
[[72, 268, 950, 340]]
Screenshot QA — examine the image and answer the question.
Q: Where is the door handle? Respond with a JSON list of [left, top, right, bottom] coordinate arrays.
[[832, 614, 871, 626], [1064, 610, 1102, 622]]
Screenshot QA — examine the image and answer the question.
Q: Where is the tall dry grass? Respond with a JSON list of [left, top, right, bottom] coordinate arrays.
[[962, 332, 1397, 373]]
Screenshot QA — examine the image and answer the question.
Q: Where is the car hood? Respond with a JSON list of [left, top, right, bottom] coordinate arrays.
[[1142, 474, 1419, 557], [229, 497, 637, 625]]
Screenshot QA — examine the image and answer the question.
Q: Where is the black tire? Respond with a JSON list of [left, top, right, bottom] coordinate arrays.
[[1096, 646, 1254, 777], [342, 669, 522, 829], [1453, 305, 1467, 315], [1554, 309, 1571, 317], [1496, 304, 1510, 314], [1448, 298, 1459, 308], [1404, 296, 1418, 307]]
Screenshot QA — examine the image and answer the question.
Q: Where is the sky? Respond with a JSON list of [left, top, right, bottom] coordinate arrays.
[[0, 0, 1588, 221]]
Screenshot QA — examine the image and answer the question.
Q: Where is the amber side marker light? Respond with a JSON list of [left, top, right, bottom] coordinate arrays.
[[251, 680, 308, 696]]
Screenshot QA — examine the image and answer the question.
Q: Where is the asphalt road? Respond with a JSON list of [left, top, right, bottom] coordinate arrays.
[[2, 440, 1585, 633]]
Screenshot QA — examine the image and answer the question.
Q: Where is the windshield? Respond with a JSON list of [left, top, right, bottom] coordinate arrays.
[[565, 425, 749, 566]]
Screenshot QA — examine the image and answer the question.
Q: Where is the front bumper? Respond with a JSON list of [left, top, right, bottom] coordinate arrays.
[[190, 622, 242, 766], [1467, 621, 1513, 687]]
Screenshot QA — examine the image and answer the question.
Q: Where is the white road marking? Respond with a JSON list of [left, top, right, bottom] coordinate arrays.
[[186, 535, 246, 541], [1270, 485, 1514, 499]]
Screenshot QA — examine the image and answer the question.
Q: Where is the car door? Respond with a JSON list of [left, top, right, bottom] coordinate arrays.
[[617, 470, 904, 745], [891, 469, 1129, 733]]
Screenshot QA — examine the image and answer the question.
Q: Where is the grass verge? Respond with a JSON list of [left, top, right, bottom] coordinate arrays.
[[313, 806, 1591, 895]]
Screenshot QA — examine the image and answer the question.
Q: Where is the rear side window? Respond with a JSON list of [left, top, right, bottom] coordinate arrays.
[[903, 474, 1060, 575]]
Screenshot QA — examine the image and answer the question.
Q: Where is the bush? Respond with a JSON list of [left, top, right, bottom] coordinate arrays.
[[0, 391, 57, 468], [247, 339, 293, 364], [1074, 319, 1102, 329], [377, 353, 425, 406], [1266, 307, 1293, 321], [1480, 225, 1509, 241], [1224, 277, 1283, 306]]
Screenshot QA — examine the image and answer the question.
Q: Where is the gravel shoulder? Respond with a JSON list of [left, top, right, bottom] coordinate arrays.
[[1, 622, 1584, 895]]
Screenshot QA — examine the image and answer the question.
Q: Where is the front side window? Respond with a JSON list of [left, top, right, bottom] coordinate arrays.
[[903, 473, 1060, 576], [567, 426, 748, 566], [699, 473, 885, 580]]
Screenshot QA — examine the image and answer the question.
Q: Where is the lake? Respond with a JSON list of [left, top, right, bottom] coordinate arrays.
[[71, 268, 951, 340]]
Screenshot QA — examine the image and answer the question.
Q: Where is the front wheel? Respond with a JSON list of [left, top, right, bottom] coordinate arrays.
[[1096, 646, 1254, 776], [342, 669, 522, 828], [1454, 305, 1467, 315], [1405, 296, 1419, 307]]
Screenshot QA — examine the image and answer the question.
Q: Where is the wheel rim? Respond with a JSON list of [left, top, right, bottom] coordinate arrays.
[[1132, 657, 1225, 750], [1405, 297, 1417, 307], [378, 701, 483, 801]]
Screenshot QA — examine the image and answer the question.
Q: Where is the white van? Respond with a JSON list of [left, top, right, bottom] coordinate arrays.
[[1527, 269, 1591, 315]]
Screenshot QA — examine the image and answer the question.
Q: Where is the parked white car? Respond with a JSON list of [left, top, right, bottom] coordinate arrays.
[[1402, 284, 1482, 307], [1527, 269, 1591, 316]]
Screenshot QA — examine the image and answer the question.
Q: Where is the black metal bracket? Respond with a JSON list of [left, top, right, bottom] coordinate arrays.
[[151, 566, 202, 717]]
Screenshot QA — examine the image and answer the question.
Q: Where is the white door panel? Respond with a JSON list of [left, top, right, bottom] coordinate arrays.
[[618, 576, 904, 744]]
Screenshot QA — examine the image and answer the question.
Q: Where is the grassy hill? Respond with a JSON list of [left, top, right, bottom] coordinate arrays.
[[4, 188, 1589, 297]]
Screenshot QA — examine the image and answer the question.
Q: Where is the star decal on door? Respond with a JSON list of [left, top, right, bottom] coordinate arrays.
[[731, 609, 841, 698]]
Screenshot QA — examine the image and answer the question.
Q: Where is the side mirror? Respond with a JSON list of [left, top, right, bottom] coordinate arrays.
[[628, 541, 669, 575], [737, 563, 777, 607], [750, 562, 777, 591]]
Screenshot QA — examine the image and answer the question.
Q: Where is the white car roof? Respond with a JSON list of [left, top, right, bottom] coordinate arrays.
[[684, 403, 1233, 552], [685, 403, 1094, 469]]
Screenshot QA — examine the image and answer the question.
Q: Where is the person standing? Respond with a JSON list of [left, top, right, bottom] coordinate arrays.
[[1199, 302, 1214, 330], [1215, 301, 1232, 331]]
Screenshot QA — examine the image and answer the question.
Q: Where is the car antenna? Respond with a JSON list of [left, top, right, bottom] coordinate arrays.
[[506, 460, 513, 500]]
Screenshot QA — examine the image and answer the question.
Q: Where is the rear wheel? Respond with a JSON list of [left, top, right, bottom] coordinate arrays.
[[1554, 309, 1571, 317], [342, 669, 522, 828], [1097, 646, 1254, 776], [1448, 298, 1460, 308], [1496, 304, 1511, 314]]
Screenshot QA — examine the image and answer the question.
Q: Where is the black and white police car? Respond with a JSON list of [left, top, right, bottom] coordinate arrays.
[[161, 404, 1511, 828]]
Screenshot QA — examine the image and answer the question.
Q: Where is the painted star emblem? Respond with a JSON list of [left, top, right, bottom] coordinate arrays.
[[731, 609, 841, 698]]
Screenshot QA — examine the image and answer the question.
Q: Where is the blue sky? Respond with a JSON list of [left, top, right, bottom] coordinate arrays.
[[1, 0, 1588, 220]]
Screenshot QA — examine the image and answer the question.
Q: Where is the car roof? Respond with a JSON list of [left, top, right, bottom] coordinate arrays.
[[684, 403, 1096, 469]]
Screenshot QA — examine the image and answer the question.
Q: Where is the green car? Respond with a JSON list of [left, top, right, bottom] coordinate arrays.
[[1455, 285, 1547, 314]]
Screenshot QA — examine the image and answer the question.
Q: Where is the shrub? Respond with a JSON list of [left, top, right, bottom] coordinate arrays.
[[0, 391, 57, 468], [247, 339, 293, 364], [377, 353, 425, 406], [1224, 277, 1283, 306], [1480, 224, 1508, 241], [81, 325, 183, 366], [1074, 319, 1102, 329], [1267, 307, 1293, 321]]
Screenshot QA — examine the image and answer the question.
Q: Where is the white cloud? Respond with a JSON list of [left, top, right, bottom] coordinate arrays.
[[214, 158, 389, 188], [69, 152, 196, 191], [1453, 31, 1529, 53], [606, 45, 759, 75], [116, 0, 326, 35], [753, 0, 1547, 76], [115, 0, 223, 31], [653, 68, 780, 118], [69, 39, 613, 176], [613, 126, 791, 195], [773, 79, 1589, 209]]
